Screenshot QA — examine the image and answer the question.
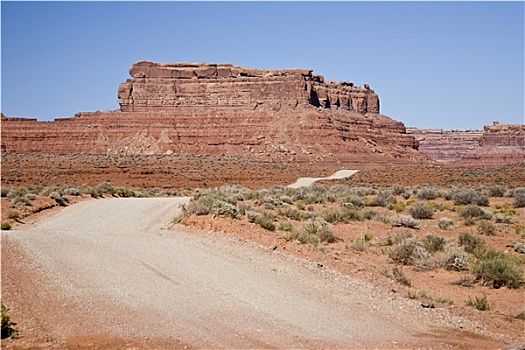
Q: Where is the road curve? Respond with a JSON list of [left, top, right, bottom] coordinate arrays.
[[2, 197, 478, 349], [288, 169, 359, 188]]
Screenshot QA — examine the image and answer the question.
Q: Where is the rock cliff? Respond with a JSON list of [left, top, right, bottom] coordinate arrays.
[[406, 128, 483, 163], [2, 61, 423, 164], [407, 122, 525, 166]]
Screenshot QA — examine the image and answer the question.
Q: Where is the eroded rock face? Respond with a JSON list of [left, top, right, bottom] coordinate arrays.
[[406, 128, 484, 163], [407, 122, 525, 166], [1, 61, 424, 164], [118, 61, 380, 114]]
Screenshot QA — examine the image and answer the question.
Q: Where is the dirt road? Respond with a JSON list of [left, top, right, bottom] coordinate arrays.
[[2, 198, 496, 349], [288, 169, 359, 188]]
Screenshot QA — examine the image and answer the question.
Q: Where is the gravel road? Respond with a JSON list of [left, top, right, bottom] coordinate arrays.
[[2, 198, 489, 349], [288, 170, 359, 188]]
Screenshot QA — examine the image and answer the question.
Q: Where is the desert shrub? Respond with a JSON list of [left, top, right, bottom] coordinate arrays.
[[392, 185, 407, 196], [25, 193, 37, 201], [96, 182, 116, 195], [437, 217, 454, 230], [246, 210, 260, 223], [280, 207, 304, 221], [254, 213, 276, 231], [7, 211, 19, 220], [452, 274, 474, 288], [512, 188, 525, 208], [494, 214, 512, 224], [64, 187, 80, 196], [319, 225, 338, 243], [416, 187, 438, 200], [453, 189, 489, 206], [391, 215, 420, 229], [1, 302, 16, 339], [1, 222, 11, 231], [485, 185, 505, 198], [297, 220, 321, 244], [388, 236, 431, 270], [458, 232, 485, 253], [363, 209, 378, 220], [212, 201, 239, 219], [406, 201, 434, 219], [185, 196, 214, 215], [459, 205, 488, 220], [515, 224, 525, 236], [424, 233, 447, 253], [278, 221, 294, 232], [392, 267, 411, 286], [392, 202, 406, 213], [0, 187, 10, 198], [340, 195, 365, 209], [476, 220, 496, 236], [471, 248, 524, 288], [372, 191, 397, 207], [465, 295, 490, 311], [441, 249, 469, 271]]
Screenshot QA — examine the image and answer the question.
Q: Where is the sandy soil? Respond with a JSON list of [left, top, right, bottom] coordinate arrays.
[[1, 198, 511, 349]]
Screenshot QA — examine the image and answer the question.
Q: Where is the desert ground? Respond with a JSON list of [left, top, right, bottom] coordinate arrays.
[[1, 153, 524, 349]]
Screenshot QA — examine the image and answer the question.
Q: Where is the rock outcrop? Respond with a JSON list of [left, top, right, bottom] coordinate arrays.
[[408, 122, 525, 167], [2, 61, 423, 164], [406, 128, 483, 163], [118, 61, 380, 114]]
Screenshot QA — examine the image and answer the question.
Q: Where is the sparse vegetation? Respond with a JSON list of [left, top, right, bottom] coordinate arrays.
[[1, 302, 17, 339], [471, 248, 524, 289], [465, 294, 490, 311]]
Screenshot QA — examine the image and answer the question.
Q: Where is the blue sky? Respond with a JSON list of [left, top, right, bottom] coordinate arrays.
[[2, 1, 523, 129]]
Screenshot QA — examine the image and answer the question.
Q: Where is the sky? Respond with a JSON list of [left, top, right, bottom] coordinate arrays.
[[1, 1, 524, 129]]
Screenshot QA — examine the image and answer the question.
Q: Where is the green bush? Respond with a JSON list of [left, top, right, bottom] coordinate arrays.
[[458, 232, 485, 253], [471, 247, 524, 289], [406, 201, 434, 219], [297, 220, 320, 245], [0, 222, 11, 231], [465, 294, 490, 311], [255, 213, 276, 231], [476, 220, 496, 236], [423, 233, 447, 253], [278, 221, 294, 232]]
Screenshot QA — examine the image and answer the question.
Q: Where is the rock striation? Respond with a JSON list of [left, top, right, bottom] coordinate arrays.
[[118, 61, 380, 114], [408, 122, 525, 166], [2, 61, 423, 164], [406, 128, 483, 163]]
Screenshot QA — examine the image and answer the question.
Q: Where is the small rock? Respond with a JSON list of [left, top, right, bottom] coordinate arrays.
[[513, 242, 525, 254], [317, 262, 324, 268], [502, 342, 525, 350], [269, 244, 277, 251], [391, 288, 398, 293], [421, 302, 435, 309]]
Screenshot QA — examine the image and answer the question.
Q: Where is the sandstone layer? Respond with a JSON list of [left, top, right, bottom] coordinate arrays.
[[1, 61, 423, 164], [407, 122, 525, 167]]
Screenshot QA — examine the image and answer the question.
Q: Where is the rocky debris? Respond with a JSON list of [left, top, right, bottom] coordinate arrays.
[[501, 343, 525, 350], [421, 302, 435, 309], [1, 62, 426, 164]]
